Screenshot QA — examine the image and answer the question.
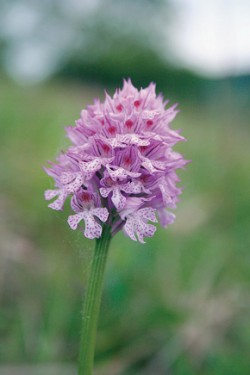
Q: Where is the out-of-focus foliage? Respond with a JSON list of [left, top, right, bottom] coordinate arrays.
[[0, 75, 249, 374], [0, 0, 170, 83]]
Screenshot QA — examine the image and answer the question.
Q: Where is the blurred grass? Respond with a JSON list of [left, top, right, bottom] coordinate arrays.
[[0, 75, 250, 374]]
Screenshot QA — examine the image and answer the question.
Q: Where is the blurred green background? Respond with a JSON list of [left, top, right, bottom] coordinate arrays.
[[0, 1, 250, 374]]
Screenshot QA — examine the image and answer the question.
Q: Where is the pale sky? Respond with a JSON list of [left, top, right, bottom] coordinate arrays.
[[168, 0, 250, 77]]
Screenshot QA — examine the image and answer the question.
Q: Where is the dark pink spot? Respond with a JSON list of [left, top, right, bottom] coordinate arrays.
[[102, 144, 110, 153], [125, 119, 133, 128], [81, 192, 91, 202], [146, 120, 153, 127], [134, 100, 141, 108], [108, 126, 116, 135], [124, 157, 132, 166], [139, 146, 147, 153], [100, 119, 104, 125], [116, 104, 123, 112], [106, 177, 113, 187], [140, 174, 150, 183]]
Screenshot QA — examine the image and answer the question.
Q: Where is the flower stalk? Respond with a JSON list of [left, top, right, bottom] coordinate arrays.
[[78, 225, 112, 375]]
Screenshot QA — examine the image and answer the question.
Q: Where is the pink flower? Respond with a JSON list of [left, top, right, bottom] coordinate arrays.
[[45, 79, 188, 241], [68, 190, 109, 239]]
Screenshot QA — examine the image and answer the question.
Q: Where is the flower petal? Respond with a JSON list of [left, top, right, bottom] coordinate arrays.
[[60, 172, 76, 184], [136, 222, 156, 243], [99, 187, 112, 198], [157, 209, 176, 227], [83, 213, 102, 239], [44, 189, 59, 200], [138, 207, 158, 223], [92, 207, 109, 223], [123, 208, 157, 243], [124, 217, 137, 241], [121, 180, 150, 194], [79, 159, 101, 173], [46, 190, 68, 210], [111, 186, 126, 210], [106, 165, 140, 181], [68, 213, 84, 230]]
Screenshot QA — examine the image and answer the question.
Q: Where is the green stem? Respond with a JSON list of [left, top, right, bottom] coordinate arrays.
[[78, 225, 112, 375]]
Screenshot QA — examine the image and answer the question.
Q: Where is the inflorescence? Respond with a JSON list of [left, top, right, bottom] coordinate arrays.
[[45, 79, 188, 242]]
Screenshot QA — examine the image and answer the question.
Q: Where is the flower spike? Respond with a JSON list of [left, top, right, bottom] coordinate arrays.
[[44, 79, 188, 242]]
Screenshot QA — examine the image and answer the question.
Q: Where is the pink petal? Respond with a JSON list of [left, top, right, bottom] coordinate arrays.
[[92, 207, 109, 223], [124, 218, 137, 241], [99, 187, 112, 198], [44, 189, 59, 200], [60, 172, 76, 184], [138, 207, 158, 223], [47, 191, 67, 210], [121, 180, 150, 194], [83, 213, 102, 239], [79, 159, 101, 173], [68, 213, 84, 230], [136, 222, 156, 243], [111, 186, 126, 210], [107, 165, 140, 181], [157, 209, 176, 227]]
